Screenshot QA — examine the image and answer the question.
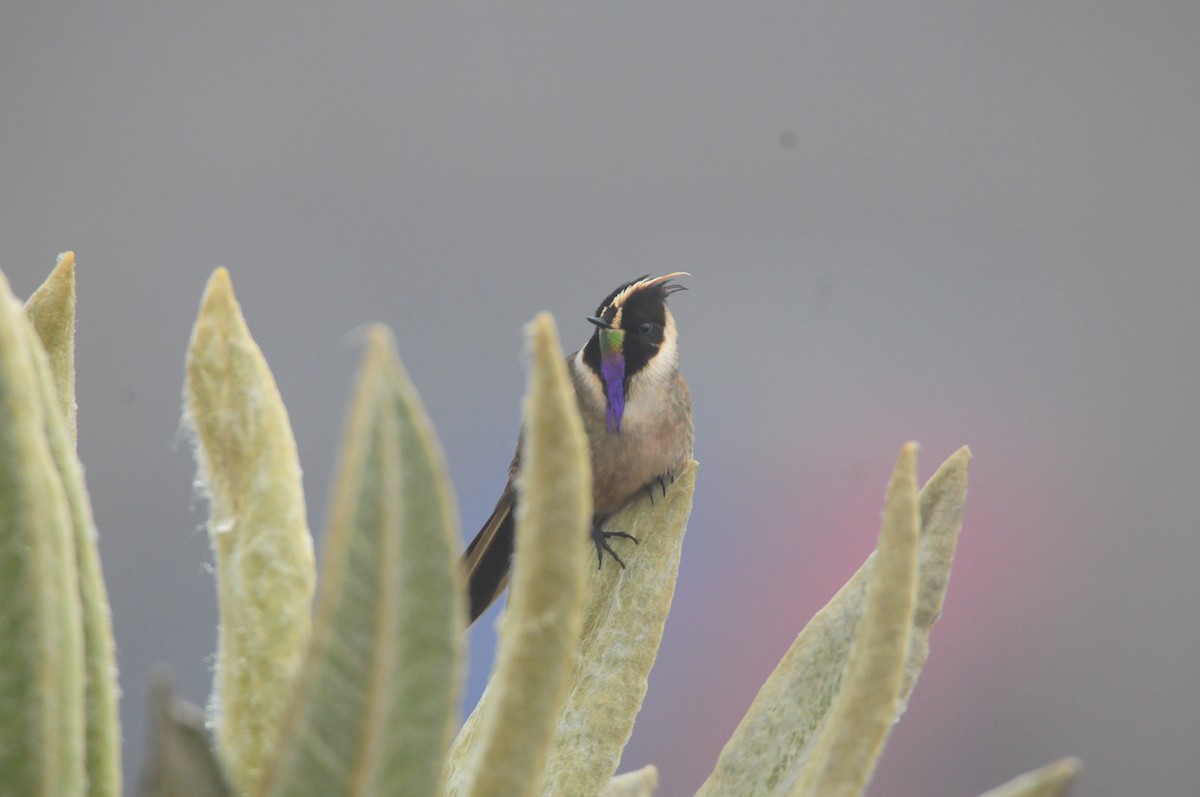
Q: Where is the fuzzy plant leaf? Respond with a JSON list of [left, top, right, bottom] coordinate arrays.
[[0, 271, 86, 797], [538, 461, 696, 796], [603, 765, 660, 797], [183, 268, 316, 797], [260, 325, 463, 797], [21, 270, 122, 797], [23, 251, 77, 447], [894, 445, 970, 715], [976, 757, 1082, 797], [696, 445, 970, 797], [136, 671, 232, 797], [788, 442, 920, 796], [446, 313, 592, 797]]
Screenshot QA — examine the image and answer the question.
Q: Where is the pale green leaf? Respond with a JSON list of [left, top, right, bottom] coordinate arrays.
[[0, 272, 86, 797], [446, 313, 591, 797], [22, 274, 122, 797], [23, 251, 76, 446], [603, 765, 659, 797], [538, 462, 696, 797], [898, 445, 971, 716], [136, 670, 232, 797], [183, 268, 315, 796], [696, 446, 970, 797], [261, 325, 463, 797], [789, 442, 920, 796], [975, 758, 1081, 797]]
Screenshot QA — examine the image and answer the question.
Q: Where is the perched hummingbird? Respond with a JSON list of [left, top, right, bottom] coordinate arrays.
[[462, 273, 694, 625]]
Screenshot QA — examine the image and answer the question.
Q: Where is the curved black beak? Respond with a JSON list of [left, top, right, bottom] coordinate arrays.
[[586, 316, 612, 329]]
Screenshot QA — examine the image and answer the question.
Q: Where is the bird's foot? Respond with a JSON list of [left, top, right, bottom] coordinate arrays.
[[591, 522, 638, 569]]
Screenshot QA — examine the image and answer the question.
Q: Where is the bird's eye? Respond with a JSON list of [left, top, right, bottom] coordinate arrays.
[[639, 322, 655, 335]]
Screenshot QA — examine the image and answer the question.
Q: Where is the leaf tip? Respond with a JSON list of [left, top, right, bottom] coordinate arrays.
[[893, 441, 919, 490], [54, 250, 76, 277], [25, 251, 77, 316], [361, 323, 401, 371], [525, 311, 559, 355], [929, 446, 972, 494], [201, 267, 235, 307], [363, 322, 395, 350], [188, 268, 249, 366], [978, 756, 1082, 797]]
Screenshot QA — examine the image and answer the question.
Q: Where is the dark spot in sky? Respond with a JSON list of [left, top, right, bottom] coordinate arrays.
[[779, 129, 798, 150]]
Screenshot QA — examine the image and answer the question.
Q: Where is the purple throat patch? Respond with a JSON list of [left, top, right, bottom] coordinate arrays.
[[601, 355, 626, 433]]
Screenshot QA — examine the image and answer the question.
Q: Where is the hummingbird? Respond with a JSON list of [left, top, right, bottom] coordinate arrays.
[[462, 273, 694, 625]]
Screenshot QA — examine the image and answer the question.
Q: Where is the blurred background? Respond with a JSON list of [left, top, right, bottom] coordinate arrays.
[[3, 4, 1198, 795]]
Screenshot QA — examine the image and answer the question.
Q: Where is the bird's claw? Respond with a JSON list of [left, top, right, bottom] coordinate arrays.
[[592, 526, 638, 569], [642, 472, 672, 504]]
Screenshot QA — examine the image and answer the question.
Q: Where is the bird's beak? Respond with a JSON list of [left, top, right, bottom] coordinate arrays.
[[586, 316, 612, 329]]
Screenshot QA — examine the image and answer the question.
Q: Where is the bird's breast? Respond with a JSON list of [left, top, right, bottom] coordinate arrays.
[[572, 364, 693, 515]]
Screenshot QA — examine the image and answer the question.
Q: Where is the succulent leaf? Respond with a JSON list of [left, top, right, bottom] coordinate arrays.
[[22, 262, 122, 797], [260, 325, 463, 797], [136, 671, 232, 797], [446, 313, 592, 797], [975, 757, 1082, 797], [696, 445, 970, 797], [0, 273, 86, 796], [23, 251, 77, 446], [603, 765, 660, 797], [183, 268, 316, 796], [539, 462, 696, 797], [788, 442, 921, 796]]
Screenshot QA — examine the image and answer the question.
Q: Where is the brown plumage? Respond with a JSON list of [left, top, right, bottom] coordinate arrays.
[[462, 274, 694, 624]]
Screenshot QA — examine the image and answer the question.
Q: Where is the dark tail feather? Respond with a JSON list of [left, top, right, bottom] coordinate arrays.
[[463, 493, 516, 624]]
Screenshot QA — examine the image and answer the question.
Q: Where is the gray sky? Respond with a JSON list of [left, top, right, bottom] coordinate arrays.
[[4, 4, 1199, 795]]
